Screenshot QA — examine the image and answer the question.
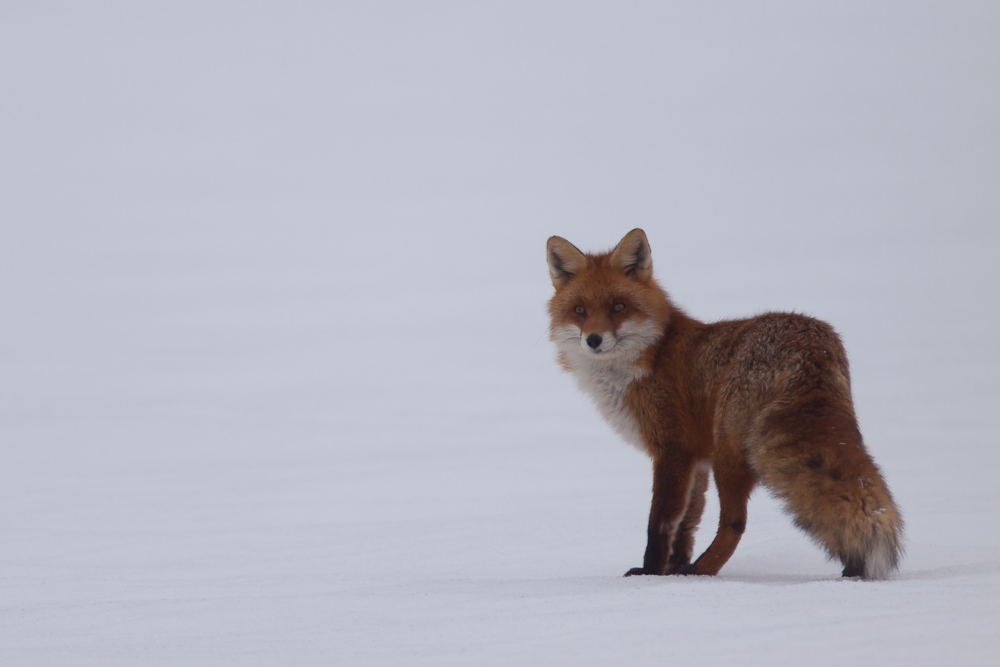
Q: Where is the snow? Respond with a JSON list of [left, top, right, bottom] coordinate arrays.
[[2, 2, 998, 665]]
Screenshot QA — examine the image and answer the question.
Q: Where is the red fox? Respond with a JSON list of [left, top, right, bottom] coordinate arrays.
[[547, 229, 903, 580]]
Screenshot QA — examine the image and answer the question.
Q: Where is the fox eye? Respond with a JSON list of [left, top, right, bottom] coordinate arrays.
[[612, 303, 626, 313], [573, 305, 586, 315]]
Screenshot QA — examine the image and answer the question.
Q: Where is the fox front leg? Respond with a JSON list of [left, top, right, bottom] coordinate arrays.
[[666, 466, 709, 572], [624, 453, 696, 576]]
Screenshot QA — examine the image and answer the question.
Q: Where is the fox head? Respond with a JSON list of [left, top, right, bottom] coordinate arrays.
[[547, 229, 672, 368]]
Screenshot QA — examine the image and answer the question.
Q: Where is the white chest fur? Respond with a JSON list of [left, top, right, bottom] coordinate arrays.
[[554, 319, 661, 451], [570, 358, 647, 450]]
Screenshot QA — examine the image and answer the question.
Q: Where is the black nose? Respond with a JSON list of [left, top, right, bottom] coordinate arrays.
[[586, 333, 602, 350]]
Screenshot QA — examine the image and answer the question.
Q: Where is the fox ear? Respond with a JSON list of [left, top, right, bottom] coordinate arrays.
[[610, 228, 652, 281], [547, 236, 587, 288]]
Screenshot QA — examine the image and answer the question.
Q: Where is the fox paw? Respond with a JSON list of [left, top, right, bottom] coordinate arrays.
[[623, 567, 648, 577], [665, 559, 691, 575]]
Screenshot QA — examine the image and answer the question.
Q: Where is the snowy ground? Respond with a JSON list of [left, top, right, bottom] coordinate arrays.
[[2, 3, 998, 665]]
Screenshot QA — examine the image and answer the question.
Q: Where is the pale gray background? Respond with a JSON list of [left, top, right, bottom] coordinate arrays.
[[2, 2, 998, 665]]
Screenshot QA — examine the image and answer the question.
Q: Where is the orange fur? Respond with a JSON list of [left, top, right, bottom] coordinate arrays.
[[547, 229, 903, 580]]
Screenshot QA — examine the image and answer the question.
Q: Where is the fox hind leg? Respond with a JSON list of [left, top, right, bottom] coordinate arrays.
[[682, 462, 756, 575]]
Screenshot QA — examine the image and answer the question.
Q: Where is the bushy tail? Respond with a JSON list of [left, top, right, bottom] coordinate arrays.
[[772, 449, 904, 580], [848, 498, 904, 580], [751, 412, 904, 580]]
